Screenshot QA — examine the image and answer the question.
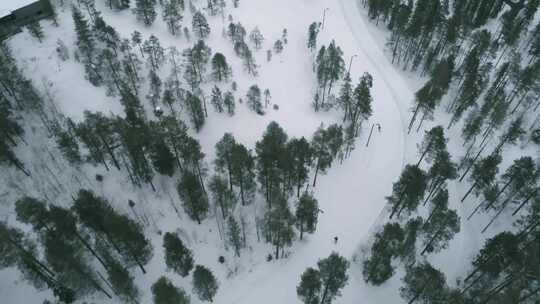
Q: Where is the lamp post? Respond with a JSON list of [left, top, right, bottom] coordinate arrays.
[[322, 8, 329, 30], [348, 54, 358, 75], [366, 123, 381, 147]]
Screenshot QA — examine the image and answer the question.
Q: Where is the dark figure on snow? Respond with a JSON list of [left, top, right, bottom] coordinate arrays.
[[334, 236, 338, 244]]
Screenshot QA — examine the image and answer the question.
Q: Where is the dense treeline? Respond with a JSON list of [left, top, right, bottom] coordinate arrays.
[[362, 0, 540, 302]]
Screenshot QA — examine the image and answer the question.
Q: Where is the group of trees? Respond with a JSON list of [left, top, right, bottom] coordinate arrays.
[[0, 190, 151, 303], [297, 252, 350, 304], [361, 0, 540, 302]]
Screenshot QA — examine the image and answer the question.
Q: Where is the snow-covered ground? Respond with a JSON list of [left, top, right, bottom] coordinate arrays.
[[4, 0, 520, 303]]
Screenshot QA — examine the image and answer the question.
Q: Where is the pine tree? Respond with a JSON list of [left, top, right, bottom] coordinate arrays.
[[307, 22, 320, 51], [27, 20, 45, 42], [211, 86, 224, 112], [311, 124, 344, 187], [295, 193, 319, 240], [400, 262, 447, 303], [416, 126, 447, 165], [52, 122, 82, 164], [152, 276, 190, 304], [162, 0, 184, 35], [264, 193, 295, 259], [209, 175, 236, 219], [185, 91, 206, 131], [214, 133, 236, 189], [347, 72, 373, 137], [192, 11, 211, 39], [133, 0, 157, 26], [192, 265, 219, 302], [362, 223, 404, 285], [163, 232, 194, 277], [249, 27, 264, 50], [461, 154, 502, 202], [256, 122, 288, 205], [73, 190, 153, 274], [246, 85, 263, 114], [147, 70, 162, 107], [227, 216, 242, 256], [211, 53, 231, 81], [105, 258, 140, 303], [177, 171, 209, 224], [421, 189, 460, 255], [273, 39, 284, 53], [318, 252, 349, 304], [223, 91, 235, 115], [143, 35, 165, 72], [230, 142, 256, 205], [387, 164, 428, 219], [287, 137, 312, 197], [148, 137, 176, 176], [297, 267, 322, 304], [72, 7, 100, 85]]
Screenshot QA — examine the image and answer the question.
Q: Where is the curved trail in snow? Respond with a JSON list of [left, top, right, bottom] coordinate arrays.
[[215, 0, 414, 303]]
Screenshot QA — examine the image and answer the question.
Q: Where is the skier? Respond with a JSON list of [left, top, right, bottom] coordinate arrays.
[[334, 236, 338, 244], [377, 123, 381, 132]]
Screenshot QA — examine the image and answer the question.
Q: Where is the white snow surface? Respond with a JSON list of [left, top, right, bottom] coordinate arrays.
[[0, 0, 38, 17], [4, 0, 524, 303]]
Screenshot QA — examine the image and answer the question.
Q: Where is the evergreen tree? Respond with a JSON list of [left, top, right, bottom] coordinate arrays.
[[387, 164, 428, 219], [400, 262, 447, 304], [27, 20, 45, 42], [256, 122, 288, 205], [264, 193, 295, 259], [416, 126, 447, 165], [249, 27, 264, 50], [163, 232, 194, 277], [223, 91, 235, 115], [307, 22, 320, 51], [311, 124, 344, 187], [192, 265, 219, 302], [273, 39, 284, 53], [192, 11, 211, 39], [152, 276, 190, 304], [147, 70, 162, 107], [211, 53, 231, 81], [185, 91, 206, 131], [73, 189, 153, 274], [143, 35, 165, 72], [177, 171, 209, 224], [105, 258, 140, 303], [227, 216, 242, 256], [317, 252, 349, 304], [230, 142, 256, 205], [133, 0, 157, 26], [421, 189, 460, 255], [208, 175, 236, 219], [246, 85, 263, 114], [297, 267, 322, 304], [362, 223, 404, 285], [461, 154, 502, 202], [162, 0, 184, 35], [72, 7, 100, 85], [287, 137, 312, 197], [214, 133, 236, 189], [148, 137, 176, 176], [295, 193, 319, 240], [210, 86, 224, 112], [347, 72, 373, 137], [52, 122, 82, 164]]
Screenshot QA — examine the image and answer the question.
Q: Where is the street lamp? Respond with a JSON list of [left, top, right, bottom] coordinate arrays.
[[322, 8, 330, 30], [348, 54, 358, 75], [366, 123, 381, 147]]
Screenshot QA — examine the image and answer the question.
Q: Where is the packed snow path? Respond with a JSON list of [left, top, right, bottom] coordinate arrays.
[[215, 0, 413, 303]]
